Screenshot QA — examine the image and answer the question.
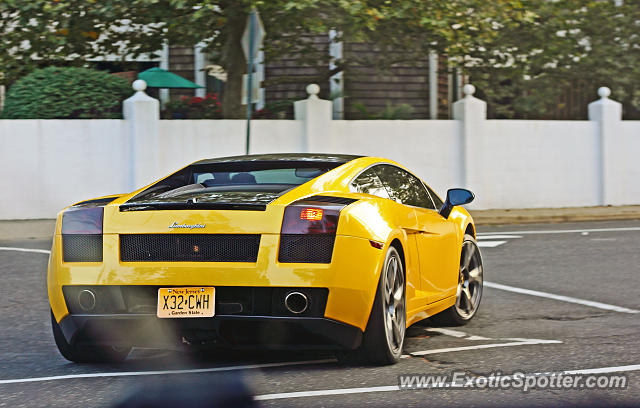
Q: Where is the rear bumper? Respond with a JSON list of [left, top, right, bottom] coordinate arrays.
[[48, 233, 386, 331], [59, 314, 363, 350]]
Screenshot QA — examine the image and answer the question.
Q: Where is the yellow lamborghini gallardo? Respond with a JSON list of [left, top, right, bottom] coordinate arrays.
[[48, 154, 483, 365]]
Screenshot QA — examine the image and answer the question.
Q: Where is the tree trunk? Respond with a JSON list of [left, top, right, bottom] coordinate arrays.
[[222, 5, 248, 119]]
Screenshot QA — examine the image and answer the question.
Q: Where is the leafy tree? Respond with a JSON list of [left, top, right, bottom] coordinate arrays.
[[466, 0, 640, 119], [1, 0, 533, 118], [0, 1, 180, 84], [171, 0, 534, 117], [6, 1, 639, 119]]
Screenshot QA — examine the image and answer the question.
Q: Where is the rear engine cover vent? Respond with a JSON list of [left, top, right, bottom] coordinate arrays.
[[307, 196, 358, 205]]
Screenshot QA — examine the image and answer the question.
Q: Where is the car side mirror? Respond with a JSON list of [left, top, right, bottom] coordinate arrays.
[[439, 188, 475, 219]]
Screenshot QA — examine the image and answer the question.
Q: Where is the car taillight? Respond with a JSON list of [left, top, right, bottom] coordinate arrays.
[[61, 207, 104, 262], [282, 206, 339, 235], [62, 207, 103, 235], [299, 208, 323, 221], [279, 197, 357, 263]]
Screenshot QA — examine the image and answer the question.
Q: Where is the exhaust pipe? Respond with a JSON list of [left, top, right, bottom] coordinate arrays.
[[77, 289, 96, 312], [284, 291, 308, 314]]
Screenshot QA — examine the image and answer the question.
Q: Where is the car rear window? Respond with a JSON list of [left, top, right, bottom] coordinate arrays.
[[194, 168, 324, 186], [128, 161, 341, 202]]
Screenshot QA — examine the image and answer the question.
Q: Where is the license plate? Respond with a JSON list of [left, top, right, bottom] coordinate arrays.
[[157, 287, 215, 318]]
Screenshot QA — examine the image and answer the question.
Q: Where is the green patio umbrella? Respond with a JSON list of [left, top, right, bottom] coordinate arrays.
[[137, 67, 203, 89]]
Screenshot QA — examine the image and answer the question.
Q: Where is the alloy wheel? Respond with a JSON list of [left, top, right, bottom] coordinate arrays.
[[455, 240, 483, 319], [383, 251, 405, 353]]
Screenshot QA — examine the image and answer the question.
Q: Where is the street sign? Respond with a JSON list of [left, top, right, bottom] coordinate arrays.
[[243, 8, 266, 155], [241, 73, 260, 105], [241, 10, 265, 61]]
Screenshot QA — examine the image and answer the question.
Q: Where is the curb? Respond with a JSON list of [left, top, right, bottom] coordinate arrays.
[[0, 219, 56, 241]]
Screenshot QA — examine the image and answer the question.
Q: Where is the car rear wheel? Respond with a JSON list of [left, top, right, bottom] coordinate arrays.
[[51, 311, 131, 363], [352, 246, 406, 365], [432, 234, 483, 326]]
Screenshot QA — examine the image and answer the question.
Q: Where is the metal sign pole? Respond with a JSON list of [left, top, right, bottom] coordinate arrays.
[[245, 10, 256, 155]]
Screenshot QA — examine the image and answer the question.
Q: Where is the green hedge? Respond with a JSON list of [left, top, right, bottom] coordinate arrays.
[[1, 67, 131, 119]]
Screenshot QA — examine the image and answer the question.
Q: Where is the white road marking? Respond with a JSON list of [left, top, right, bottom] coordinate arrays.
[[466, 335, 492, 341], [477, 241, 507, 248], [255, 385, 401, 400], [255, 364, 640, 400], [484, 281, 640, 314], [424, 327, 467, 338], [423, 327, 491, 341], [0, 247, 50, 255], [476, 235, 522, 240], [476, 234, 521, 248], [0, 359, 336, 385], [478, 226, 640, 236], [563, 364, 640, 375], [410, 338, 562, 356]]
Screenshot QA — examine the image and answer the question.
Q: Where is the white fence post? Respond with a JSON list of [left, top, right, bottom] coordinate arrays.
[[588, 87, 622, 206], [452, 84, 487, 200], [123, 79, 160, 190], [294, 84, 333, 152]]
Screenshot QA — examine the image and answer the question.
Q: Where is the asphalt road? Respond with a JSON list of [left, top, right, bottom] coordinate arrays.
[[1, 220, 639, 407]]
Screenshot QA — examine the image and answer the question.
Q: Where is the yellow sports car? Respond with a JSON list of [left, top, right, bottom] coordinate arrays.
[[48, 154, 483, 365]]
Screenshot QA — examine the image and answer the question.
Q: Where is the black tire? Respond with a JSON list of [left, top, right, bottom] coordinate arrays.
[[51, 312, 130, 363], [431, 234, 483, 326], [342, 246, 406, 365]]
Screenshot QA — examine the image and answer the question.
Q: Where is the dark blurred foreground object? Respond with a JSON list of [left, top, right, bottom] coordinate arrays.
[[1, 67, 130, 119], [112, 376, 256, 408]]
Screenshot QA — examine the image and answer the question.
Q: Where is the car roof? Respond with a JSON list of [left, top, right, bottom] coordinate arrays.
[[194, 153, 363, 165]]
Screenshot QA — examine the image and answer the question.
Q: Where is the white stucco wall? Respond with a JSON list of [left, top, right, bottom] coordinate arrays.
[[157, 119, 305, 175], [328, 120, 460, 197], [157, 120, 246, 176], [475, 120, 600, 209], [610, 121, 640, 205], [0, 120, 128, 219], [0, 89, 638, 219]]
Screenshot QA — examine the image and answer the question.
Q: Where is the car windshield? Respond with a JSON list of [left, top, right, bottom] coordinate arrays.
[[127, 161, 340, 202]]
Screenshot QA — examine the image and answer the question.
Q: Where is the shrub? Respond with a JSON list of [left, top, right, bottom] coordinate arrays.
[[1, 67, 131, 119], [253, 100, 295, 119], [162, 94, 223, 119], [353, 102, 415, 119]]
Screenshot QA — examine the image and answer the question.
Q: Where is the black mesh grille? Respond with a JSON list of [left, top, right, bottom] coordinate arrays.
[[278, 234, 335, 263], [62, 234, 103, 262], [120, 234, 261, 262]]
